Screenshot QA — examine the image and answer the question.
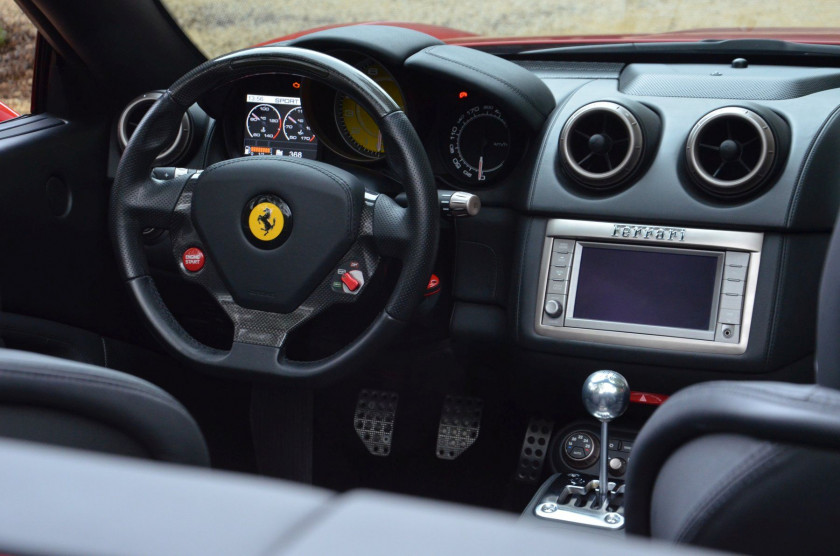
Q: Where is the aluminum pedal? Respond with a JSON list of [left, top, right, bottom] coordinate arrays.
[[354, 389, 398, 457], [515, 417, 554, 483], [436, 395, 483, 460]]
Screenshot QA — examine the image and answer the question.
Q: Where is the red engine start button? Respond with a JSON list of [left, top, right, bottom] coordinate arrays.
[[182, 247, 205, 272]]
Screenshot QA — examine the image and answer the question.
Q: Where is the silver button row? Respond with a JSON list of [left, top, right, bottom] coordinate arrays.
[[548, 239, 575, 299], [717, 251, 750, 340]]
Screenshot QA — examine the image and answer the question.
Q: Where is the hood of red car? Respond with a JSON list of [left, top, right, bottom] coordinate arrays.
[[265, 22, 840, 47]]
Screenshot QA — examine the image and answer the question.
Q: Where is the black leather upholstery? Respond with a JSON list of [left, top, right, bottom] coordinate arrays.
[[0, 438, 707, 556], [0, 347, 210, 466], [625, 381, 840, 553]]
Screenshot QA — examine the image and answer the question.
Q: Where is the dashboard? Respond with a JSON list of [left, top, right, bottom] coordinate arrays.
[[198, 46, 539, 192], [116, 25, 840, 389]]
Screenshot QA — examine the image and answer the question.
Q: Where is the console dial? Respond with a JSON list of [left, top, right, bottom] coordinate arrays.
[[444, 105, 511, 184], [246, 104, 282, 139], [561, 431, 600, 469]]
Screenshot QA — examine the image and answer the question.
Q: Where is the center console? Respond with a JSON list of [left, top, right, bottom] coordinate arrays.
[[535, 219, 763, 355]]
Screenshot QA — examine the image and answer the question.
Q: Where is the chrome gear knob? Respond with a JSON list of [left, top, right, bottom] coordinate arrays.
[[582, 370, 630, 423]]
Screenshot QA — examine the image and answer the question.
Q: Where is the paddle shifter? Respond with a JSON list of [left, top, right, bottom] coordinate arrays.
[[582, 370, 630, 506]]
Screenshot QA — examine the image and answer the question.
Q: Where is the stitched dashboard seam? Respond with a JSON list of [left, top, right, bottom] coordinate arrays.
[[785, 104, 840, 227], [765, 235, 789, 368], [526, 80, 592, 208]]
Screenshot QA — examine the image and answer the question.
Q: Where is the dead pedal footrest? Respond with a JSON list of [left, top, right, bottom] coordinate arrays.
[[516, 417, 554, 483], [354, 389, 398, 456], [436, 395, 483, 460]]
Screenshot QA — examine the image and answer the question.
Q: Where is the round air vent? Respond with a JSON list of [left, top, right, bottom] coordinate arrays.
[[559, 101, 645, 188], [117, 91, 191, 164], [685, 107, 776, 197]]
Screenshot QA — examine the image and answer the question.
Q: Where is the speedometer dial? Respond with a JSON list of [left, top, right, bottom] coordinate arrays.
[[334, 59, 405, 159], [247, 104, 282, 139], [444, 105, 511, 184]]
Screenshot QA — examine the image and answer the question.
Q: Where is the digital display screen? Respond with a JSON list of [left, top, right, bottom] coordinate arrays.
[[572, 245, 720, 331], [243, 93, 318, 160]]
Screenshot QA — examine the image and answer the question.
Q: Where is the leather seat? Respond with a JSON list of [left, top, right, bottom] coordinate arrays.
[[0, 347, 210, 466], [624, 211, 840, 553]]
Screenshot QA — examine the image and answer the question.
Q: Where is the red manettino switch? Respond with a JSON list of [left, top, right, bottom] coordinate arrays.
[[341, 271, 360, 292]]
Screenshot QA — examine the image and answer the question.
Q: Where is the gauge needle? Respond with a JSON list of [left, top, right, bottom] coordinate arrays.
[[288, 116, 297, 124], [478, 155, 484, 181]]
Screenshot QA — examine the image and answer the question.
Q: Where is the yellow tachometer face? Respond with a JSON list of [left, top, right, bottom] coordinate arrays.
[[334, 60, 405, 159]]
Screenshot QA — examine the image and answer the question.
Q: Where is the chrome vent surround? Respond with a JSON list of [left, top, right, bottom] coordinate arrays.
[[685, 107, 776, 196], [117, 91, 191, 164], [559, 101, 644, 188]]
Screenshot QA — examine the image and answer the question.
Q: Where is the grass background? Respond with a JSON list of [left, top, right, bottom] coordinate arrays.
[[1, 0, 840, 115]]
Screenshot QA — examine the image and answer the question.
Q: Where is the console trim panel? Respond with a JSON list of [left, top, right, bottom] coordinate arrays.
[[535, 219, 763, 355]]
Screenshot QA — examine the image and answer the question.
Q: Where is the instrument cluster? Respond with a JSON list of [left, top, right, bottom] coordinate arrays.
[[213, 51, 529, 189]]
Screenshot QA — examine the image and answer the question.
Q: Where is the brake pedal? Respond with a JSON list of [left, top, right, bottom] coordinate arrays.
[[436, 395, 483, 460], [515, 417, 554, 483], [354, 389, 398, 457]]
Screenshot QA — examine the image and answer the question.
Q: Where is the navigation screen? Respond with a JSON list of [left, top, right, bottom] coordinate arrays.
[[243, 93, 318, 160], [572, 246, 720, 331]]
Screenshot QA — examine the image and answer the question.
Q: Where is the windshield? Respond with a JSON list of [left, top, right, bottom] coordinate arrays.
[[162, 0, 840, 58]]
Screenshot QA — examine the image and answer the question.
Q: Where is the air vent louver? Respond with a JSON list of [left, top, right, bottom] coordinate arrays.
[[685, 107, 776, 197], [117, 91, 191, 164], [559, 101, 644, 188]]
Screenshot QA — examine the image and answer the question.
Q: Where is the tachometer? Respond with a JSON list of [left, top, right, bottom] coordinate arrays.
[[334, 59, 405, 159], [246, 104, 282, 139], [444, 105, 511, 184]]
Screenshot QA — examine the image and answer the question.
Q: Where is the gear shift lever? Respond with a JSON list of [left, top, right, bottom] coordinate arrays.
[[582, 370, 630, 507]]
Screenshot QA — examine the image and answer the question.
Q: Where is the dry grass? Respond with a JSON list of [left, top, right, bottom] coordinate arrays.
[[0, 0, 35, 115], [1, 0, 839, 115]]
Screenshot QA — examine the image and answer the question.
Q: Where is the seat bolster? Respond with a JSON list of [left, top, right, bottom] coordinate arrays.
[[0, 348, 209, 466], [625, 381, 840, 536]]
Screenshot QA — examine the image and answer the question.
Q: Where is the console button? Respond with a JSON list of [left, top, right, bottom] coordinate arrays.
[[551, 252, 572, 267], [621, 440, 634, 452], [547, 280, 567, 294], [725, 251, 750, 267], [724, 263, 748, 282], [722, 279, 746, 295], [607, 438, 621, 451], [719, 308, 742, 325], [719, 293, 744, 310], [553, 240, 573, 254], [550, 266, 570, 280]]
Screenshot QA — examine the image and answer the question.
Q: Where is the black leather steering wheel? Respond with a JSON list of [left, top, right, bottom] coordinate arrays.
[[110, 46, 439, 380]]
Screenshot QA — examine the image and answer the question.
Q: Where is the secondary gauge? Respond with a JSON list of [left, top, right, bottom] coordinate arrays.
[[444, 105, 511, 184], [283, 106, 315, 142], [246, 104, 282, 139], [334, 59, 405, 159]]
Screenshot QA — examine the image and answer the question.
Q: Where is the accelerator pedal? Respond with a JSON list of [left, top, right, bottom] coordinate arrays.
[[354, 389, 398, 457], [515, 417, 554, 483], [436, 395, 483, 460]]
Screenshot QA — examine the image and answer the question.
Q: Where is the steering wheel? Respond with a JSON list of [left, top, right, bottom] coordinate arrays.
[[110, 47, 439, 380]]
